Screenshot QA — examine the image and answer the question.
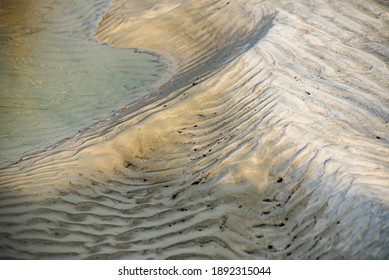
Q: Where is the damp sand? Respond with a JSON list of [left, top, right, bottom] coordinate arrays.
[[0, 0, 388, 259]]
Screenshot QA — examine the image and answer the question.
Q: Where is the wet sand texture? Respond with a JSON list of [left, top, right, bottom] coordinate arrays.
[[0, 0, 388, 259]]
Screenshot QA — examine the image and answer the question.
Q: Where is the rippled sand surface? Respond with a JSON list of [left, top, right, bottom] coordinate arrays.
[[0, 0, 388, 259]]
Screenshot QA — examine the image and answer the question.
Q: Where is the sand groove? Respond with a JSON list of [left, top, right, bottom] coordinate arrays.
[[0, 0, 389, 259]]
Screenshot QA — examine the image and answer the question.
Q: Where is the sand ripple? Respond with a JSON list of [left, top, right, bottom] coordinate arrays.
[[0, 0, 388, 259]]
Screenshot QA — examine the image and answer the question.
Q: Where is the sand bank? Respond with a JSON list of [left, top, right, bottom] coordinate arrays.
[[0, 0, 388, 259]]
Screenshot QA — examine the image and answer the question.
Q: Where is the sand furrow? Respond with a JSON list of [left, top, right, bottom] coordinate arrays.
[[1, 0, 388, 259]]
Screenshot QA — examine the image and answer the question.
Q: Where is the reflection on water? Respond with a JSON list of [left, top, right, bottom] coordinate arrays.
[[0, 0, 165, 166]]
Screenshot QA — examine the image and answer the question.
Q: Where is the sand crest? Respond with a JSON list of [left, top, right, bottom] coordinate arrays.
[[0, 0, 388, 259]]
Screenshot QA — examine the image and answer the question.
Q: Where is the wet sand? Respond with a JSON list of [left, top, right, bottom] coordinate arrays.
[[0, 0, 388, 259]]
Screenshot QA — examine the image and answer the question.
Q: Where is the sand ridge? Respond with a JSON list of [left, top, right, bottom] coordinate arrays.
[[0, 0, 388, 259]]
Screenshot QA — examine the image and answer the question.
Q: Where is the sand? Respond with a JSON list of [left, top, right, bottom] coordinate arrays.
[[0, 0, 388, 259]]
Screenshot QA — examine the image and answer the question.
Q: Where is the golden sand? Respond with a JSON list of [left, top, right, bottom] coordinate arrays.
[[0, 0, 388, 259]]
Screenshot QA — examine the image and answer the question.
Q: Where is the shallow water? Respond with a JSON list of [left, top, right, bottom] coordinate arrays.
[[0, 0, 165, 165], [0, 0, 388, 260]]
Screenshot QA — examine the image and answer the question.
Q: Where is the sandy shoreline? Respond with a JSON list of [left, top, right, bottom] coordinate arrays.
[[0, 0, 388, 259]]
